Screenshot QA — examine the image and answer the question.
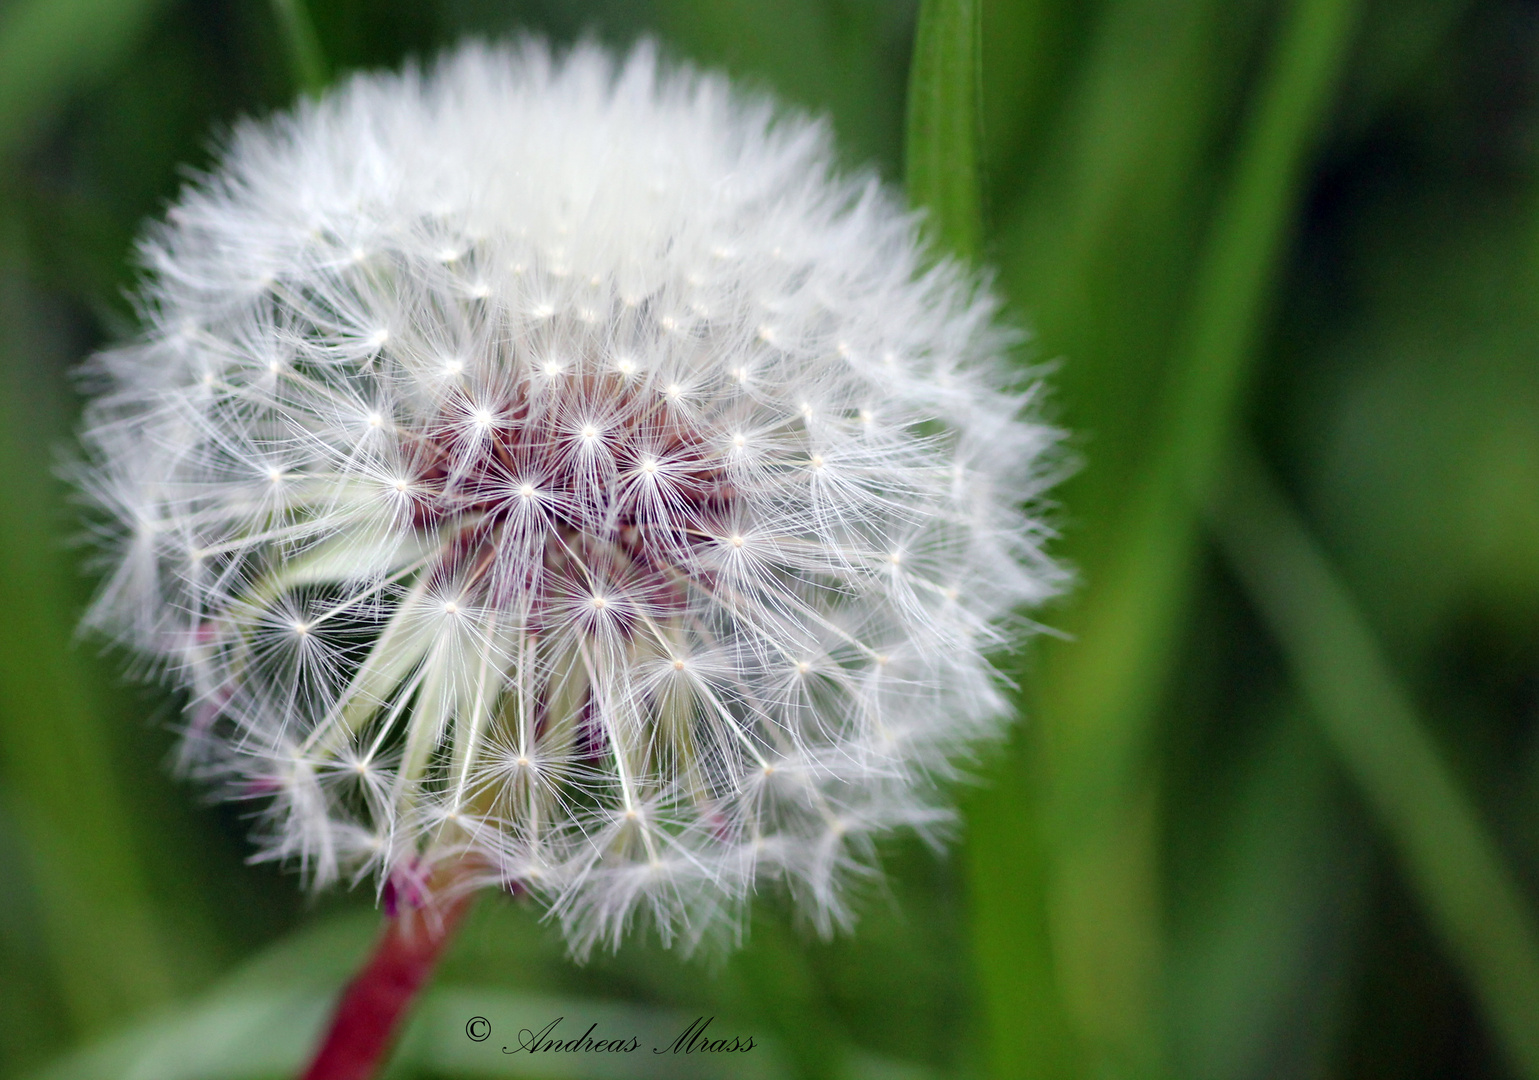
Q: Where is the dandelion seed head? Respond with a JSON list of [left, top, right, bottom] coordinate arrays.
[[73, 40, 1065, 958]]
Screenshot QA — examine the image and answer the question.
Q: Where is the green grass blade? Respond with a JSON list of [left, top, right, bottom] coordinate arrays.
[[970, 0, 1361, 1073], [969, 2, 1238, 1073], [1046, 0, 1363, 780], [0, 226, 176, 1035], [1167, 705, 1369, 1078], [905, 0, 982, 260], [1159, 0, 1361, 505], [0, 0, 173, 160], [1210, 446, 1539, 1080], [903, 6, 1069, 1075], [270, 0, 329, 98], [977, 0, 1092, 223]]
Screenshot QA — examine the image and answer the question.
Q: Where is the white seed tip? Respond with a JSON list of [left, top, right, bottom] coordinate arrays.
[[71, 40, 1065, 963]]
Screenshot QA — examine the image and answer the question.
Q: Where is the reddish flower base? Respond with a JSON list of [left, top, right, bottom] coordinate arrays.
[[300, 889, 478, 1080]]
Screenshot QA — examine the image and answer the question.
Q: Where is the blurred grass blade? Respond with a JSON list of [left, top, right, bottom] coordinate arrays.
[[1048, 0, 1364, 769], [1210, 445, 1539, 1080], [1158, 0, 1361, 505], [271, 0, 329, 98], [0, 0, 173, 159], [977, 0, 1091, 221], [0, 227, 175, 1033], [968, 1, 1240, 1073], [1006, 0, 1359, 1073], [905, 0, 982, 260], [1168, 706, 1369, 1079]]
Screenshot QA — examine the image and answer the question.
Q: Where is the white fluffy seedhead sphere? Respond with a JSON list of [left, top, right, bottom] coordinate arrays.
[[75, 40, 1064, 955]]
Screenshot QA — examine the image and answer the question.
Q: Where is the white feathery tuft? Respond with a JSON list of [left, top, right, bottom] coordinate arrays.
[[74, 39, 1066, 957]]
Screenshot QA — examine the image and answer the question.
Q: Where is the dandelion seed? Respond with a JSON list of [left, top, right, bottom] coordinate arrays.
[[73, 40, 1065, 964]]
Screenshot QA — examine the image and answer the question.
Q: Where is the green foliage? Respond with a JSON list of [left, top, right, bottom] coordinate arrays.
[[1211, 444, 1539, 1075], [906, 0, 982, 259], [4, 1, 1539, 1079], [270, 0, 329, 96]]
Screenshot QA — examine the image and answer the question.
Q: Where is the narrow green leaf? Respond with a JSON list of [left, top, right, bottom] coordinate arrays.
[[1043, 0, 1362, 815], [905, 0, 983, 260], [967, 2, 1238, 1072], [1167, 706, 1368, 1079], [270, 0, 329, 98], [1210, 446, 1539, 1080], [977, 0, 1091, 221], [0, 224, 176, 1035], [969, 0, 1362, 1074]]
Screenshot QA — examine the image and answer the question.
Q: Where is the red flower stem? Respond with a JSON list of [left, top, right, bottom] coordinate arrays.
[[300, 889, 478, 1080]]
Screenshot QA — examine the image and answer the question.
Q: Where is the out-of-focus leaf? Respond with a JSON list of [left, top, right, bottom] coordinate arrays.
[[969, 0, 1359, 1073], [969, 0, 1247, 1072], [977, 0, 1097, 226], [1167, 705, 1370, 1079], [1210, 445, 1539, 1079], [1333, 0, 1475, 143], [906, 0, 982, 259], [1283, 185, 1539, 652], [0, 0, 175, 159], [270, 0, 329, 96], [29, 990, 333, 1080], [0, 225, 177, 1036]]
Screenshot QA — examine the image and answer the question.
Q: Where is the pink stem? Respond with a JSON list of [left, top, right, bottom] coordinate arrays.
[[300, 888, 478, 1080]]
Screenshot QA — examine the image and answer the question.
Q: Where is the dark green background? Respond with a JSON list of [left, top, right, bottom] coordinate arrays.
[[1, 1, 1537, 1078]]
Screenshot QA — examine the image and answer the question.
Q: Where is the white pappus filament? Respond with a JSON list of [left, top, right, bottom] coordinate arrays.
[[73, 40, 1066, 957]]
